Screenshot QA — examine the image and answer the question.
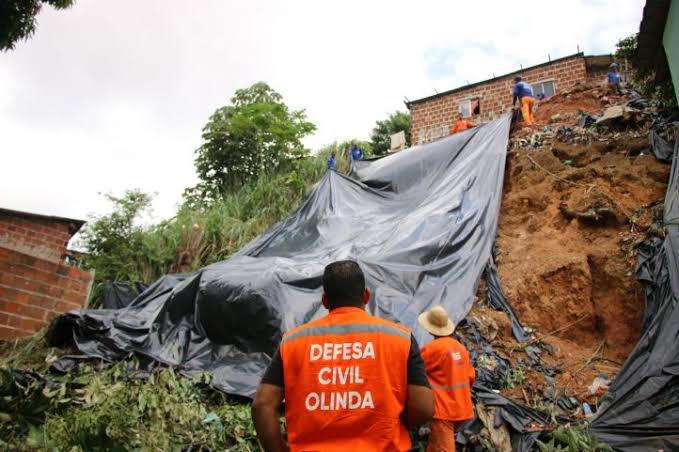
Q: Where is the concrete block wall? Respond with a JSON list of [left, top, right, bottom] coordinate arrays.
[[410, 54, 588, 145]]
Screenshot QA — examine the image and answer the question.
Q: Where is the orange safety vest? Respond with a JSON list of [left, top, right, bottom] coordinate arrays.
[[280, 306, 412, 452], [420, 336, 475, 421], [450, 120, 475, 134]]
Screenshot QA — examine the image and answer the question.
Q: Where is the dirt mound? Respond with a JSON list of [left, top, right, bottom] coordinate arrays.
[[472, 85, 672, 410]]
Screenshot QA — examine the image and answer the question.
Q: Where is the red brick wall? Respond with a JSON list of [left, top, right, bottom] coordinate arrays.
[[410, 54, 588, 145], [0, 212, 72, 264], [0, 247, 93, 340]]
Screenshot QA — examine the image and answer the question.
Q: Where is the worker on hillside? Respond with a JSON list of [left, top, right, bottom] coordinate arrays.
[[450, 112, 476, 134], [512, 76, 535, 126], [419, 305, 475, 452], [607, 62, 623, 95], [252, 260, 434, 452], [350, 143, 364, 162], [327, 152, 337, 170]]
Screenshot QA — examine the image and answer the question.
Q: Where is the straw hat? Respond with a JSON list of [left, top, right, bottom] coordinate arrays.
[[418, 305, 455, 336]]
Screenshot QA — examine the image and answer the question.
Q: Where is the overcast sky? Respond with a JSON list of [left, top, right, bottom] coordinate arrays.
[[1, 0, 645, 222]]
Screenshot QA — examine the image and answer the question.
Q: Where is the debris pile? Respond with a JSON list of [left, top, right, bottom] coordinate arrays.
[[449, 83, 677, 450]]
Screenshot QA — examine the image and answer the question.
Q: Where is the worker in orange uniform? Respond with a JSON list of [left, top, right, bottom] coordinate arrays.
[[252, 260, 434, 452], [418, 305, 475, 452], [512, 75, 535, 126], [450, 113, 476, 134]]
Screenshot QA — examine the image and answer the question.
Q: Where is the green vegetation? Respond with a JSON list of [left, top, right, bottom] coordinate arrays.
[[191, 81, 316, 198], [0, 0, 75, 51], [536, 424, 612, 452], [1, 350, 265, 451], [615, 33, 678, 108], [79, 155, 326, 305], [504, 365, 526, 389], [370, 111, 411, 156]]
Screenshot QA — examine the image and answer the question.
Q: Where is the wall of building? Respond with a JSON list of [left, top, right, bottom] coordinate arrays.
[[0, 213, 72, 263], [0, 248, 93, 339], [0, 211, 92, 340], [409, 55, 588, 145], [663, 0, 679, 105]]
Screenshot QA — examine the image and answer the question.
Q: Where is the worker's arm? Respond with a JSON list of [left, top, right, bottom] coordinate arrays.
[[402, 335, 434, 428], [404, 384, 434, 428], [251, 383, 287, 452]]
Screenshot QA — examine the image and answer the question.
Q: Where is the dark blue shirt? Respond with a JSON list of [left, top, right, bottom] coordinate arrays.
[[350, 146, 363, 161], [513, 81, 534, 98], [327, 155, 336, 170], [607, 71, 621, 84]]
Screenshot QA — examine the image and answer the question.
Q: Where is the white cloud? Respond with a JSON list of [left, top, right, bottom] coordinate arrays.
[[0, 0, 645, 221]]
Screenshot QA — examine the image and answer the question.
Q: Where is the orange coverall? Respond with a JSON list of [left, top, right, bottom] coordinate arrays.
[[420, 336, 476, 452]]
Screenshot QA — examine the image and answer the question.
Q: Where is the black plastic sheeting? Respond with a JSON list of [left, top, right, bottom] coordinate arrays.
[[648, 127, 675, 162], [461, 385, 568, 452], [101, 282, 148, 309], [483, 257, 529, 342], [590, 124, 679, 450], [49, 115, 512, 398]]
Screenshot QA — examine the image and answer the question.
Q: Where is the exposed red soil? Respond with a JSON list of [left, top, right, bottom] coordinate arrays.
[[471, 85, 672, 410]]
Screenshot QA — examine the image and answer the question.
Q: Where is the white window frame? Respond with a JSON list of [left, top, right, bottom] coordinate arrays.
[[531, 79, 556, 99], [458, 96, 481, 118]]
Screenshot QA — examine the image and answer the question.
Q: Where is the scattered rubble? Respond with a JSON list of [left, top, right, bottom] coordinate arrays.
[[454, 82, 676, 449]]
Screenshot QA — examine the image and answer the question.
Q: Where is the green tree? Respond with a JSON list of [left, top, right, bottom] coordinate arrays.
[[370, 111, 411, 156], [0, 0, 74, 51], [79, 189, 154, 284], [615, 33, 677, 107], [193, 82, 316, 196]]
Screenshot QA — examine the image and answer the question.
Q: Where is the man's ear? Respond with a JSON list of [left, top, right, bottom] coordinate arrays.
[[321, 293, 329, 310], [362, 288, 370, 306]]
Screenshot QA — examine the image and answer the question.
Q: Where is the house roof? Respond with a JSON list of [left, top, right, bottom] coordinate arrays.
[[0, 207, 86, 236], [406, 52, 586, 108]]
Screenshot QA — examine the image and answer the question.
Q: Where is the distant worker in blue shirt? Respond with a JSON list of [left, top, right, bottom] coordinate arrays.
[[607, 62, 623, 94], [350, 143, 364, 162], [327, 153, 337, 171], [513, 76, 535, 126]]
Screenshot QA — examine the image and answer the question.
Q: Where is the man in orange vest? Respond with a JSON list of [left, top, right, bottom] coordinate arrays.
[[418, 306, 475, 452], [450, 113, 476, 134], [252, 260, 434, 452]]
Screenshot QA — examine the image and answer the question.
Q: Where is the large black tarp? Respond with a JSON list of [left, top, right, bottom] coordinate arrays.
[[101, 282, 149, 309], [590, 125, 679, 450], [49, 115, 511, 398]]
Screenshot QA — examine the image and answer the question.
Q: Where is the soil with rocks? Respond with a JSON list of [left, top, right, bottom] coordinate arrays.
[[464, 83, 674, 418]]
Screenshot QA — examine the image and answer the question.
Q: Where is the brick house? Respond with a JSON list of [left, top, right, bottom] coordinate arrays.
[[407, 52, 616, 145], [0, 208, 93, 340]]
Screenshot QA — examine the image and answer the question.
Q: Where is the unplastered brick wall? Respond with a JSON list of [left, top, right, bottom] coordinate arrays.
[[410, 54, 588, 145], [0, 212, 72, 263], [0, 247, 93, 340]]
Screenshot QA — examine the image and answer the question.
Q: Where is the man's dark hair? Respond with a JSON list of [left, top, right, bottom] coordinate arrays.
[[322, 260, 366, 308]]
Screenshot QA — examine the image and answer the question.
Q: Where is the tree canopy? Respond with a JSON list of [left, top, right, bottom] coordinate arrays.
[[193, 82, 316, 196], [79, 189, 154, 283], [370, 111, 411, 156], [0, 0, 74, 51]]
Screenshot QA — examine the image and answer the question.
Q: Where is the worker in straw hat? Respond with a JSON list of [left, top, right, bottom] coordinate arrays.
[[418, 305, 476, 452]]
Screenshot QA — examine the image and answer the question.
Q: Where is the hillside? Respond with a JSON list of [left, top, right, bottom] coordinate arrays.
[[1, 84, 675, 450]]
